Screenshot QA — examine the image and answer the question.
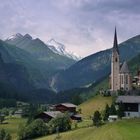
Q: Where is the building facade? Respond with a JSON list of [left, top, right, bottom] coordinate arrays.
[[111, 29, 132, 92], [119, 62, 132, 90], [116, 96, 140, 117], [111, 28, 120, 91]]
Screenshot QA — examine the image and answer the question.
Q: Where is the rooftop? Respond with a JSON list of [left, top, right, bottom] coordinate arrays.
[[56, 103, 77, 108], [120, 61, 130, 73], [44, 111, 62, 118], [116, 96, 140, 103]]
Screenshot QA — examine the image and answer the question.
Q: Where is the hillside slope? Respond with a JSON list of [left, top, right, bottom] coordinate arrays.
[[0, 40, 52, 89], [6, 33, 76, 71], [52, 35, 140, 91], [37, 119, 140, 140], [79, 95, 112, 118]]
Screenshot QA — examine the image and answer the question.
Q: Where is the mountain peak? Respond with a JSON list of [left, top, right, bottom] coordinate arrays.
[[7, 33, 23, 41], [24, 34, 32, 40], [48, 38, 65, 50], [47, 38, 81, 60]]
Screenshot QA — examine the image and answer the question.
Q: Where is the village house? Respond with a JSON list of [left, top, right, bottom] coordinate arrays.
[[35, 111, 62, 122], [132, 69, 140, 86], [14, 109, 23, 117], [55, 103, 82, 121], [116, 96, 140, 117], [55, 103, 77, 113], [36, 103, 82, 122]]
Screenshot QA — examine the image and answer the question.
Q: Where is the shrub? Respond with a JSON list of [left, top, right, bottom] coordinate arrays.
[[18, 119, 48, 140], [0, 129, 11, 140], [49, 113, 71, 133], [0, 115, 5, 124]]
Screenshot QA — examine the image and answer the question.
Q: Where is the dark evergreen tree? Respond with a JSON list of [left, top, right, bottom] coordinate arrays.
[[117, 103, 125, 118], [109, 104, 117, 115], [103, 104, 110, 121], [92, 111, 102, 127]]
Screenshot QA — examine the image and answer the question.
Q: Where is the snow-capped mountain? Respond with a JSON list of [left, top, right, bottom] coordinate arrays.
[[6, 34, 81, 61], [47, 39, 81, 60], [6, 33, 23, 41]]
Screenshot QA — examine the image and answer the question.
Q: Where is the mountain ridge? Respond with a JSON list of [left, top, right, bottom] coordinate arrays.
[[47, 38, 81, 60], [50, 34, 140, 91]]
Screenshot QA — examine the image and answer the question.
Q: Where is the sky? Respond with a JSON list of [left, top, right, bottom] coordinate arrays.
[[0, 0, 140, 57]]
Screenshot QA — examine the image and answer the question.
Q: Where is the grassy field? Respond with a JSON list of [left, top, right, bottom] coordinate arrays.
[[0, 117, 26, 139], [37, 119, 140, 140], [79, 95, 113, 118]]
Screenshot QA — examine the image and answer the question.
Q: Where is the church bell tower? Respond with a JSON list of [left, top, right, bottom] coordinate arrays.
[[111, 28, 120, 92]]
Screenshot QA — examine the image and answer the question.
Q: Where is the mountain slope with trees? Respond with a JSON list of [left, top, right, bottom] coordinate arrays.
[[6, 33, 76, 71], [51, 35, 140, 91]]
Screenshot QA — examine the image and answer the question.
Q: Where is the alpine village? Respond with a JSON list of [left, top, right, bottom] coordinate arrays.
[[0, 1, 140, 140]]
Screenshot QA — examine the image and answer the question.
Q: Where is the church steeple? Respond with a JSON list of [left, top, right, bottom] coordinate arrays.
[[113, 27, 119, 54], [111, 27, 120, 92]]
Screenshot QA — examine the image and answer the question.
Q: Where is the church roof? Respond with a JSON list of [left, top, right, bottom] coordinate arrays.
[[116, 96, 140, 103], [113, 28, 119, 54], [120, 61, 130, 73]]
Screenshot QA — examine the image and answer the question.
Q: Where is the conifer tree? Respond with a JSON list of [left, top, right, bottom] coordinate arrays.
[[103, 104, 110, 121], [117, 103, 125, 118], [109, 104, 117, 115], [92, 111, 102, 127]]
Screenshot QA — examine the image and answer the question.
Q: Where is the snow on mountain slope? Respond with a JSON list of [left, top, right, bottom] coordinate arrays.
[[47, 39, 81, 61], [6, 34, 81, 61], [7, 33, 23, 41]]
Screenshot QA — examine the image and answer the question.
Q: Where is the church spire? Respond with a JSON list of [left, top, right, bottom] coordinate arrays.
[[113, 27, 119, 54]]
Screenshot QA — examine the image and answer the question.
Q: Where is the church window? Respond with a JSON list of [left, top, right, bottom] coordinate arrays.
[[115, 58, 118, 62], [121, 75, 123, 84], [125, 75, 128, 84]]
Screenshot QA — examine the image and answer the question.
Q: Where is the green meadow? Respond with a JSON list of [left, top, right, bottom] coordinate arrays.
[[37, 119, 140, 140], [0, 117, 26, 139], [79, 95, 113, 118], [1, 96, 140, 140]]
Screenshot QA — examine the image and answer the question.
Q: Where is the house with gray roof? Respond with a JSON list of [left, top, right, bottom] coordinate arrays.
[[116, 96, 140, 117], [55, 103, 77, 113], [35, 111, 62, 122]]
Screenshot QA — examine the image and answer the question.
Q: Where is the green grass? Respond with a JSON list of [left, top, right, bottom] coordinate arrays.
[[79, 95, 113, 118], [0, 117, 26, 139], [71, 119, 92, 129], [37, 119, 140, 140]]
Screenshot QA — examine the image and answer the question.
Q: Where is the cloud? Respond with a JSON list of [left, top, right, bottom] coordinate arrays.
[[0, 0, 140, 57]]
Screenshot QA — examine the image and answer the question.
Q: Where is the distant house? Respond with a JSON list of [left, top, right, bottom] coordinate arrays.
[[55, 103, 77, 113], [116, 96, 140, 117], [108, 115, 118, 122], [70, 114, 82, 121], [55, 103, 82, 121], [35, 111, 62, 122], [36, 103, 82, 122], [14, 109, 23, 117], [132, 69, 140, 86]]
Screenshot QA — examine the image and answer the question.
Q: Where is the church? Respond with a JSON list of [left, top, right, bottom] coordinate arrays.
[[110, 28, 132, 92]]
